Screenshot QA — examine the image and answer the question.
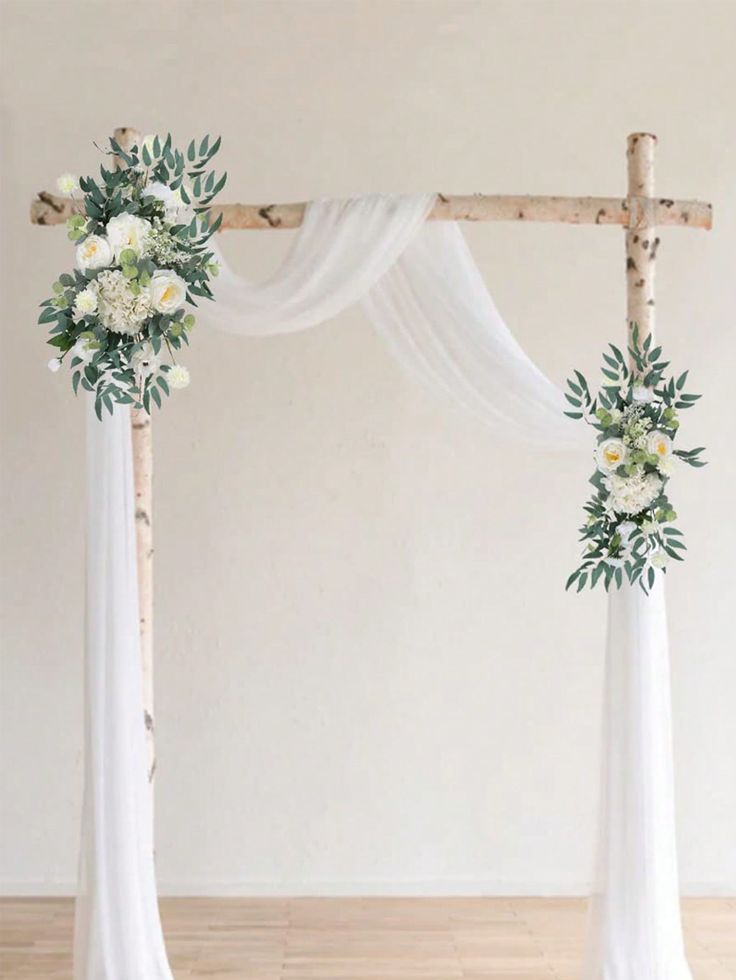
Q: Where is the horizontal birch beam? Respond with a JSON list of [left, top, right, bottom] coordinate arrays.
[[30, 191, 712, 230]]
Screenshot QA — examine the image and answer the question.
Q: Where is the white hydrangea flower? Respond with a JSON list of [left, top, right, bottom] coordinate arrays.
[[605, 470, 662, 516], [167, 365, 190, 389], [95, 270, 152, 334], [56, 173, 78, 196]]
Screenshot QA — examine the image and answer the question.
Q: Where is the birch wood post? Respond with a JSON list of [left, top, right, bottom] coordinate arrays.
[[626, 132, 658, 351], [112, 127, 156, 785]]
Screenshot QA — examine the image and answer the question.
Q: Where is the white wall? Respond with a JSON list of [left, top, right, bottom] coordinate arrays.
[[1, 0, 734, 896]]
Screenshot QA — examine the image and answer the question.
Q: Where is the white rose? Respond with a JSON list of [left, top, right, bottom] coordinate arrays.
[[56, 173, 78, 196], [131, 343, 160, 378], [596, 438, 628, 474], [47, 357, 62, 373], [167, 364, 190, 389], [76, 234, 113, 271], [150, 270, 187, 314], [632, 382, 655, 403], [72, 286, 99, 321], [106, 214, 152, 261], [646, 429, 672, 459]]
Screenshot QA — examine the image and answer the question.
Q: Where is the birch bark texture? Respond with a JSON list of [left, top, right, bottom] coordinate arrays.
[[626, 132, 657, 349], [112, 126, 156, 785]]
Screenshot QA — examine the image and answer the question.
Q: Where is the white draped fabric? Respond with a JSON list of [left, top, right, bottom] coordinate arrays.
[[585, 580, 691, 980], [76, 193, 690, 980], [78, 401, 172, 980]]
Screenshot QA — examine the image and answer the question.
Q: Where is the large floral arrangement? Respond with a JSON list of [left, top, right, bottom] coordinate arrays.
[[565, 328, 705, 592], [40, 134, 226, 418]]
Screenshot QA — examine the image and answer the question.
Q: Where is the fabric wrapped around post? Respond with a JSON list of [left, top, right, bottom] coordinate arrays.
[[76, 192, 690, 980], [584, 581, 692, 980], [76, 400, 172, 980]]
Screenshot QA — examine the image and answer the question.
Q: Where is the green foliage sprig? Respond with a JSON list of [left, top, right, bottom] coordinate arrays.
[[39, 133, 227, 418], [565, 326, 705, 593]]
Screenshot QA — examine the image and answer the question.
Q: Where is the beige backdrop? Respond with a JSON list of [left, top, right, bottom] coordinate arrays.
[[1, 0, 734, 896]]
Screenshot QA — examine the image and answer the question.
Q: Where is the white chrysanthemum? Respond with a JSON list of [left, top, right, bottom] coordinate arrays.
[[56, 173, 78, 196], [131, 343, 160, 378], [605, 470, 662, 516], [76, 234, 113, 271], [72, 286, 99, 321], [95, 270, 152, 335], [106, 214, 152, 261], [167, 365, 190, 389], [595, 438, 628, 474]]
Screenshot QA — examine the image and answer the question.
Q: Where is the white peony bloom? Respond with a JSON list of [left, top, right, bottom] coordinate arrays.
[[76, 234, 113, 271], [56, 173, 78, 196], [646, 429, 672, 458], [72, 286, 99, 321], [131, 343, 160, 378], [605, 470, 662, 516], [95, 269, 152, 334], [167, 364, 190, 389], [106, 214, 152, 261], [150, 270, 187, 314], [47, 357, 62, 372], [650, 551, 669, 570], [632, 382, 655, 403], [596, 438, 628, 474]]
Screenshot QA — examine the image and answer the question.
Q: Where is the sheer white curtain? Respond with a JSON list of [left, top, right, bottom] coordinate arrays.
[[77, 192, 690, 980], [585, 580, 691, 980], [77, 400, 172, 980]]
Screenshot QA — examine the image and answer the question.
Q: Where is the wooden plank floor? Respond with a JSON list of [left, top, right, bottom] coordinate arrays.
[[1, 897, 734, 979]]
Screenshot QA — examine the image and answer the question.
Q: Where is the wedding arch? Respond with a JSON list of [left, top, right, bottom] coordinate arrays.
[[32, 129, 713, 980]]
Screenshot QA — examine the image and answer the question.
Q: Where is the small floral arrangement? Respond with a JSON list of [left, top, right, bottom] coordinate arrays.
[[565, 327, 705, 593], [40, 134, 227, 418]]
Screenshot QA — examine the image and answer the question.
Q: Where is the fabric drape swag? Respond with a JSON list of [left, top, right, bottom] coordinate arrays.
[[78, 193, 690, 980]]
